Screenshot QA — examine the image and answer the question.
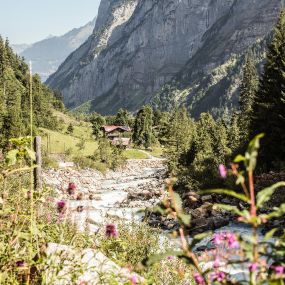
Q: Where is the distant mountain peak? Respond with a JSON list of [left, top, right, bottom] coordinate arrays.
[[16, 17, 96, 82]]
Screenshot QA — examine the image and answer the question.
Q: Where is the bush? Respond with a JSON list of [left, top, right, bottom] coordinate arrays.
[[72, 155, 107, 173], [42, 155, 59, 169], [93, 138, 126, 170], [97, 220, 194, 284]]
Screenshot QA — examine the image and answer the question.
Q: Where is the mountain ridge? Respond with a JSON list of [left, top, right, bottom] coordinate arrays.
[[14, 18, 96, 81], [47, 0, 281, 115]]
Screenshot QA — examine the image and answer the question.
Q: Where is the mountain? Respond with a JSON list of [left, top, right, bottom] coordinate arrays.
[[15, 18, 96, 81], [46, 0, 282, 115], [11, 44, 31, 54]]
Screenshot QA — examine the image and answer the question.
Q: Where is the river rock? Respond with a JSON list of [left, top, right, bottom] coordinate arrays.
[[201, 195, 213, 203], [45, 243, 141, 284]]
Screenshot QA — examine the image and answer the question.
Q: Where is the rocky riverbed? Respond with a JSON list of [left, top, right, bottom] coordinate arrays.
[[43, 158, 235, 235], [43, 158, 167, 231]]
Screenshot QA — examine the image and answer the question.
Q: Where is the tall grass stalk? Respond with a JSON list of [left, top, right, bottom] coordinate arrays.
[[29, 61, 35, 284]]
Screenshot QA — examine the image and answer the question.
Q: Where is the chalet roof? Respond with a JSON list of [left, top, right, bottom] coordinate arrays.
[[102, 125, 131, 133]]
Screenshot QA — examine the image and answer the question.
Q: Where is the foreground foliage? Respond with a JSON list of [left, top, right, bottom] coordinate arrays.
[[146, 135, 285, 285]]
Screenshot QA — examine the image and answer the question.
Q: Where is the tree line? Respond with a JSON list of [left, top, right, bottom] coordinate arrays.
[[0, 36, 64, 148]]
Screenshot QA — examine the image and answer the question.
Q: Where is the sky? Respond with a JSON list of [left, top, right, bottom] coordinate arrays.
[[0, 0, 101, 44]]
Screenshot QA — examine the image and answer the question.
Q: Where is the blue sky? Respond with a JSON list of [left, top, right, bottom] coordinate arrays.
[[0, 0, 101, 44]]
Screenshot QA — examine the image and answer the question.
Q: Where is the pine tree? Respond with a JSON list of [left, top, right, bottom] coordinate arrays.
[[2, 68, 24, 140], [164, 107, 195, 174], [114, 108, 133, 126], [152, 109, 169, 145], [182, 113, 231, 190], [132, 105, 153, 149], [66, 123, 74, 134], [90, 113, 105, 139], [228, 112, 241, 154], [239, 54, 258, 143], [0, 35, 62, 147], [251, 10, 285, 169]]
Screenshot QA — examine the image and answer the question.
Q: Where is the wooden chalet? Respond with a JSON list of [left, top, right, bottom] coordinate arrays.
[[101, 125, 132, 148]]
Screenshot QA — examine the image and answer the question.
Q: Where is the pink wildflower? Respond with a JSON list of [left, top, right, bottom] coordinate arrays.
[[68, 182, 77, 190], [213, 233, 225, 245], [194, 273, 205, 285], [105, 224, 118, 238], [129, 274, 139, 284], [213, 232, 239, 248], [57, 200, 66, 213], [167, 256, 175, 261], [226, 232, 239, 249], [219, 164, 227, 178], [249, 263, 258, 272], [16, 261, 26, 267], [211, 271, 226, 282], [214, 257, 221, 268], [274, 265, 284, 275]]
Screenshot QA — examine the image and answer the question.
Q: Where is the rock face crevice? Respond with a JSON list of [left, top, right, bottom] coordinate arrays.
[[47, 0, 281, 114]]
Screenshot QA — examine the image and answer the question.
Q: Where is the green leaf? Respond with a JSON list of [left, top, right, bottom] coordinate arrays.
[[177, 213, 191, 226], [263, 228, 277, 242], [202, 189, 250, 203], [234, 155, 245, 162], [143, 250, 184, 266], [153, 205, 167, 215], [256, 182, 285, 209], [191, 232, 212, 248], [193, 232, 211, 240], [6, 149, 19, 166], [247, 133, 264, 153], [269, 280, 284, 285], [267, 203, 285, 219], [245, 133, 264, 171], [172, 192, 182, 211], [25, 147, 36, 161], [236, 174, 245, 185], [214, 204, 246, 217]]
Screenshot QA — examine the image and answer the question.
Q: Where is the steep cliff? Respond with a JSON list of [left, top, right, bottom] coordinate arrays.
[[47, 0, 281, 114]]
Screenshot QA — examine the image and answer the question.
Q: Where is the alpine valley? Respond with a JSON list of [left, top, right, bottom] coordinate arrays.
[[46, 0, 282, 116]]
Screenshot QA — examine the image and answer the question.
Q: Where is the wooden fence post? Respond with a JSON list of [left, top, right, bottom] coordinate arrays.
[[34, 136, 42, 191]]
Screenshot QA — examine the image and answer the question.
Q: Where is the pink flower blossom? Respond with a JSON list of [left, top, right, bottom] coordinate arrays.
[[213, 233, 225, 245], [57, 200, 65, 209], [16, 261, 26, 267], [219, 164, 227, 178], [214, 257, 221, 268], [57, 200, 66, 213], [129, 274, 139, 284], [105, 224, 118, 238], [226, 232, 240, 249], [68, 182, 77, 190], [274, 265, 284, 275], [249, 263, 258, 272], [213, 232, 239, 248], [167, 256, 175, 261], [194, 273, 205, 285], [211, 271, 226, 282]]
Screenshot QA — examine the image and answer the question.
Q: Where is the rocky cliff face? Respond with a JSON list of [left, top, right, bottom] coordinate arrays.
[[18, 18, 96, 81], [47, 0, 281, 114]]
